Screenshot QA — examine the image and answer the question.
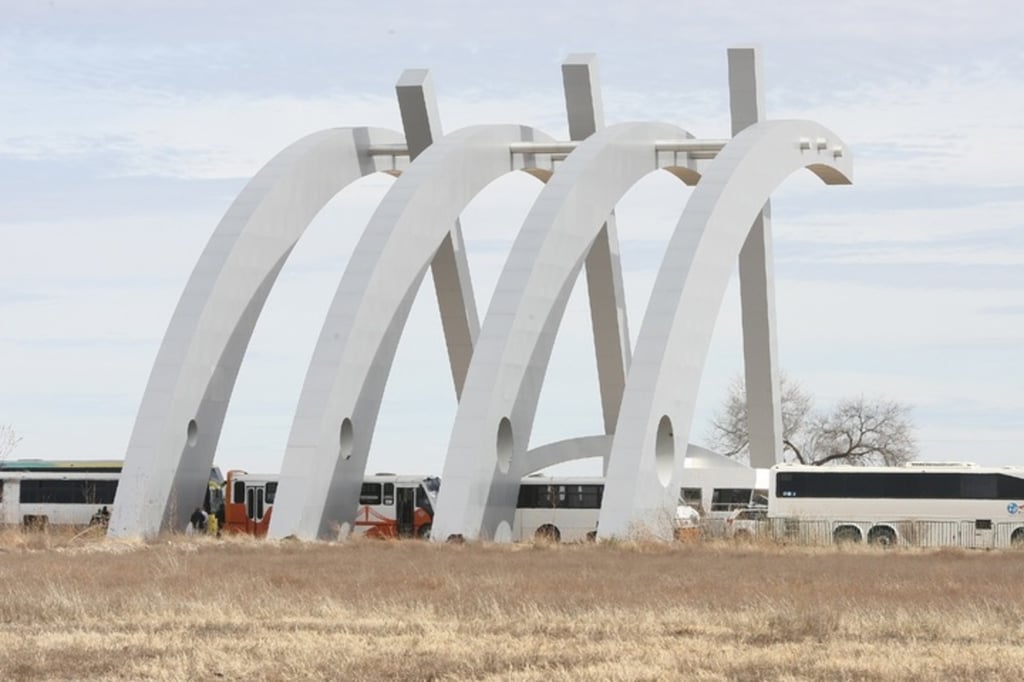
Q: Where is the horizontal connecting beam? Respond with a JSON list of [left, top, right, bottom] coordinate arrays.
[[367, 138, 746, 159], [366, 136, 843, 175], [366, 143, 410, 156], [507, 139, 731, 156]]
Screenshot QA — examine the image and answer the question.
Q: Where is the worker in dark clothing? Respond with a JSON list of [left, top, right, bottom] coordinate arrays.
[[90, 506, 111, 526], [190, 507, 207, 532]]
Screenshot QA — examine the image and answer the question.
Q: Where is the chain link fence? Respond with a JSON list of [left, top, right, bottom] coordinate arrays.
[[730, 518, 1024, 549]]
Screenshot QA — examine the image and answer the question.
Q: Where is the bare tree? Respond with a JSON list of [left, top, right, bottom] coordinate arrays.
[[708, 375, 813, 460], [797, 397, 917, 466], [707, 377, 917, 466], [0, 425, 21, 462]]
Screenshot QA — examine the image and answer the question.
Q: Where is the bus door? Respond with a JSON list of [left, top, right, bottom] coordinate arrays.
[[969, 519, 994, 549], [245, 486, 267, 536], [395, 485, 416, 537]]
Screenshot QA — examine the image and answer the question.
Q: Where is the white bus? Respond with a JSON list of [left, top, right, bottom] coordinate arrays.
[[224, 470, 440, 539], [768, 462, 1024, 548], [515, 460, 768, 542], [515, 476, 604, 542], [0, 459, 224, 529], [0, 460, 121, 527]]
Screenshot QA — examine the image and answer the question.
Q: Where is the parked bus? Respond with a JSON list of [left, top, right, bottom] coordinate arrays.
[[0, 459, 224, 529], [223, 470, 439, 538], [515, 461, 768, 542], [767, 462, 1024, 548], [515, 476, 604, 542]]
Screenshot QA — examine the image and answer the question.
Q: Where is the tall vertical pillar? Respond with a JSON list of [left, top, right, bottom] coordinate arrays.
[[562, 54, 632, 473], [729, 46, 783, 468], [396, 69, 480, 398]]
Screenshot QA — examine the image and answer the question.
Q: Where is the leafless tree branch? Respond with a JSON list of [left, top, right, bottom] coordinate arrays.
[[0, 425, 21, 462], [706, 378, 917, 467]]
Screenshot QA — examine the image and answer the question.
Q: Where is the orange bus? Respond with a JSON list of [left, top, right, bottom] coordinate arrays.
[[223, 470, 439, 538]]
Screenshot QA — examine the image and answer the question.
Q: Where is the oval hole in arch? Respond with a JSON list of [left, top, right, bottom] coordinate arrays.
[[655, 415, 674, 488], [339, 418, 354, 460], [496, 417, 513, 474]]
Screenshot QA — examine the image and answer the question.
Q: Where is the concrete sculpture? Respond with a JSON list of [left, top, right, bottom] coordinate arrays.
[[109, 127, 405, 537], [111, 48, 851, 542]]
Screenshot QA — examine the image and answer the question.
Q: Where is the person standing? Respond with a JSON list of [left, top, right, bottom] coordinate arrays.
[[206, 512, 219, 537], [190, 507, 206, 533]]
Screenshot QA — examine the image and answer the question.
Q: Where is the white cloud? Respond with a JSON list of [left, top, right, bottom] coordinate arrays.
[[774, 198, 1024, 245], [773, 64, 1024, 188]]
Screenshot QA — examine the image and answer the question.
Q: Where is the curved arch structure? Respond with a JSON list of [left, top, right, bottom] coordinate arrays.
[[108, 127, 404, 538], [431, 122, 699, 542], [525, 435, 611, 473], [111, 52, 856, 545], [522, 436, 730, 476], [597, 120, 853, 539], [267, 125, 558, 540]]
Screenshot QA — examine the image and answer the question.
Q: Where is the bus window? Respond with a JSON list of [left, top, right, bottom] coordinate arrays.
[[776, 471, 1024, 500], [566, 485, 602, 509], [359, 483, 381, 505], [961, 475, 996, 499], [415, 486, 433, 516], [517, 484, 538, 508], [265, 481, 277, 504], [537, 485, 559, 508], [680, 487, 702, 507], [711, 488, 752, 512], [383, 483, 394, 506], [19, 479, 117, 505], [517, 484, 555, 509], [233, 480, 245, 504]]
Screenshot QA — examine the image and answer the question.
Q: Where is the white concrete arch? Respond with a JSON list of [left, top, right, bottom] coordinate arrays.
[[267, 124, 558, 540], [597, 120, 853, 539], [525, 435, 611, 473], [430, 122, 700, 542], [523, 436, 746, 479], [108, 127, 404, 538]]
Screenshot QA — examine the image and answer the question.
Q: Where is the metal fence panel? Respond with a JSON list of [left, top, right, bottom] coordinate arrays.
[[746, 518, 1022, 549]]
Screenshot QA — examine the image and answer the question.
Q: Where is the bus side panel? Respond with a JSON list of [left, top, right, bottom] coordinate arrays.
[[222, 492, 249, 534], [353, 503, 398, 538], [0, 480, 20, 525]]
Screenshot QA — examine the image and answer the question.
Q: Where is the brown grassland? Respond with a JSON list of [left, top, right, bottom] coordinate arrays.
[[1, 528, 1024, 681]]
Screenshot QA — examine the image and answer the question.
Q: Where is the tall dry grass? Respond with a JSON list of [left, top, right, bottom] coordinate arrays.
[[1, 529, 1023, 680]]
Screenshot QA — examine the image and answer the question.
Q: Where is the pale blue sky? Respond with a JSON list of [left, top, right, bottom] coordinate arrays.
[[1, 1, 1022, 475]]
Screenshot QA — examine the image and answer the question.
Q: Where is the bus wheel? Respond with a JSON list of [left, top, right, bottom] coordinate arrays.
[[417, 524, 432, 540], [535, 524, 561, 543], [1011, 528, 1024, 548], [585, 530, 597, 543], [833, 526, 862, 545], [868, 526, 897, 547]]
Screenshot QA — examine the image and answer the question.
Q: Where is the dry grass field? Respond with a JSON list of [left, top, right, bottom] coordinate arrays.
[[1, 529, 1023, 681]]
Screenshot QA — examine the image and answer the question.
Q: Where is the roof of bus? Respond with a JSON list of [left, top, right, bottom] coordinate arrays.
[[772, 462, 1024, 473], [0, 461, 224, 484], [226, 471, 436, 483], [0, 470, 121, 480], [0, 459, 123, 471], [520, 475, 606, 484]]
